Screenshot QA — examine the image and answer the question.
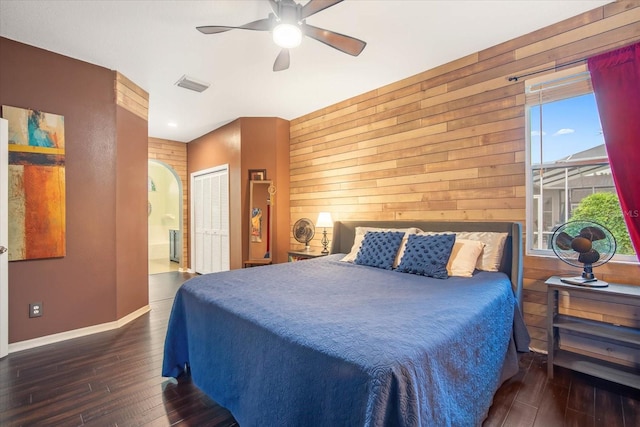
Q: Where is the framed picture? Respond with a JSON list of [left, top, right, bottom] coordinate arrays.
[[2, 105, 66, 261], [249, 169, 266, 181]]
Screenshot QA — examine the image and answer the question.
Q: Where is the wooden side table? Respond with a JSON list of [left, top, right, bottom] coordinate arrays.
[[545, 276, 640, 389], [288, 250, 327, 262]]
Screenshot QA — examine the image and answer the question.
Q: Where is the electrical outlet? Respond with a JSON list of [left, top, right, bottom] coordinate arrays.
[[29, 302, 42, 318]]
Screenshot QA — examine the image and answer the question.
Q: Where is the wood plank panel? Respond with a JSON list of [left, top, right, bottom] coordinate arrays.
[[605, 0, 639, 17], [376, 53, 479, 97], [115, 72, 148, 120], [515, 8, 640, 60], [290, 1, 640, 358], [478, 7, 604, 62], [399, 84, 522, 125], [289, 2, 640, 353]]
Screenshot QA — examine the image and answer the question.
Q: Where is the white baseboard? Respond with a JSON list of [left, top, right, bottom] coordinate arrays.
[[8, 305, 151, 354]]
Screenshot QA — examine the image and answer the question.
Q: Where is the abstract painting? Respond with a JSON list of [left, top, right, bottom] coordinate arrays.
[[251, 207, 262, 242], [2, 105, 65, 261]]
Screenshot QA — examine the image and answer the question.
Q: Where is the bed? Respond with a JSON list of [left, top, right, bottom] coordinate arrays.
[[162, 221, 530, 426]]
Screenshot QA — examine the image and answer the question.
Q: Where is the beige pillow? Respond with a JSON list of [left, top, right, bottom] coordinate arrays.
[[412, 231, 507, 272], [341, 227, 418, 263], [447, 239, 485, 277], [455, 232, 507, 272]]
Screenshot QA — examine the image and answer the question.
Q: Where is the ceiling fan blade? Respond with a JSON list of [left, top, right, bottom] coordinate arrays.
[[301, 0, 343, 19], [197, 18, 273, 34], [301, 23, 366, 56], [273, 48, 290, 71]]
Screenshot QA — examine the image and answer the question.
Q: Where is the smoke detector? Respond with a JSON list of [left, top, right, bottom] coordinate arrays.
[[175, 75, 210, 93]]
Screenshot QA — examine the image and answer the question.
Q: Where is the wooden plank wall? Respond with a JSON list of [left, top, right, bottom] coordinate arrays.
[[115, 72, 148, 120], [289, 1, 640, 352], [148, 138, 189, 270]]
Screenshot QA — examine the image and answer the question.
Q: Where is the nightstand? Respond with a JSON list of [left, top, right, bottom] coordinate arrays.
[[243, 259, 272, 268], [288, 250, 327, 262], [545, 276, 640, 389]]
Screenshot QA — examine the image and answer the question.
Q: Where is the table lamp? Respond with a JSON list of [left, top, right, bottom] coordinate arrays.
[[315, 212, 333, 254]]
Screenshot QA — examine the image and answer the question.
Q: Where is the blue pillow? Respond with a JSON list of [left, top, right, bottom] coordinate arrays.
[[354, 231, 405, 270], [396, 234, 456, 279]]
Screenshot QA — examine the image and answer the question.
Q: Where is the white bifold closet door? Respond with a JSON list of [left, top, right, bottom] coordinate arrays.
[[192, 166, 229, 275]]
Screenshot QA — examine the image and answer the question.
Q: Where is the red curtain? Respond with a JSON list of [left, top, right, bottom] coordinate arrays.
[[588, 42, 640, 260]]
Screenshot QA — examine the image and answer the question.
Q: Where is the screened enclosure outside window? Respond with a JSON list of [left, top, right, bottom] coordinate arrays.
[[526, 67, 635, 259]]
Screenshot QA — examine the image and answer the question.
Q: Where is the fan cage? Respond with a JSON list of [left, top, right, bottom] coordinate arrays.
[[551, 220, 616, 269], [293, 218, 315, 246]]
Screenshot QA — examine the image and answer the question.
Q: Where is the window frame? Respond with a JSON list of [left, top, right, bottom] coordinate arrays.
[[524, 66, 636, 263]]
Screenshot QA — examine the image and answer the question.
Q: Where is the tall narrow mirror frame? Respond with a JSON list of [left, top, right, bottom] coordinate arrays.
[[248, 180, 273, 261]]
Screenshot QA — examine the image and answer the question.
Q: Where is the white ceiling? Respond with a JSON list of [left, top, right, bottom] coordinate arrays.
[[0, 0, 611, 142]]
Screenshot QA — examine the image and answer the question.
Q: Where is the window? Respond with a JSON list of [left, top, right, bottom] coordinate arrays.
[[526, 66, 635, 259]]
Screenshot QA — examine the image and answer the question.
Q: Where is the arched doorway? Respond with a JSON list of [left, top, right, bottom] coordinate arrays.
[[148, 160, 182, 274]]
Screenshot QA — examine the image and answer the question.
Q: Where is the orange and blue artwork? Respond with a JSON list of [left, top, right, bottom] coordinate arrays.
[[2, 105, 65, 261]]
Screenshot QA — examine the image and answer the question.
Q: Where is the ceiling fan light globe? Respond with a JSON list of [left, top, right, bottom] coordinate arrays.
[[273, 23, 302, 48]]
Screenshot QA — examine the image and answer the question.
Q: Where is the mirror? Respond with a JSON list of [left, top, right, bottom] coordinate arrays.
[[249, 180, 273, 261]]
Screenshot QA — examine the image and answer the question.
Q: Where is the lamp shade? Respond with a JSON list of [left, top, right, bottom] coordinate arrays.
[[316, 212, 333, 228]]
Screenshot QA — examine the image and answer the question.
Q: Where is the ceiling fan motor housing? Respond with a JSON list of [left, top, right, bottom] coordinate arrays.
[[276, 0, 303, 25]]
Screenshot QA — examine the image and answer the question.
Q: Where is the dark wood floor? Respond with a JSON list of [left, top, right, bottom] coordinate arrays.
[[1, 273, 638, 426], [149, 271, 196, 303], [484, 351, 639, 427]]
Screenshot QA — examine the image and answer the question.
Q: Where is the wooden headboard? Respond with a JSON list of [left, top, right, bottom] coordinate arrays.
[[330, 221, 524, 310]]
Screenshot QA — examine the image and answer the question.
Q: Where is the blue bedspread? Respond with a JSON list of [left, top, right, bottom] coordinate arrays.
[[163, 255, 529, 426]]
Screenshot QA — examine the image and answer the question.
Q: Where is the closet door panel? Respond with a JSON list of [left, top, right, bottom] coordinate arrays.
[[219, 172, 230, 271], [193, 175, 205, 274], [192, 166, 229, 275]]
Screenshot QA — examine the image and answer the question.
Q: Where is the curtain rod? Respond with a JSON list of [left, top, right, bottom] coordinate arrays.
[[507, 58, 587, 82]]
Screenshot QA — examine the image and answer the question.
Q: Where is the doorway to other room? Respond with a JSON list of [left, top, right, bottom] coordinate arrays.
[[148, 160, 182, 275]]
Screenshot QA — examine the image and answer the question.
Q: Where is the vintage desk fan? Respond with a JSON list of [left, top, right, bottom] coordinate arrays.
[[293, 218, 315, 251], [551, 221, 616, 287]]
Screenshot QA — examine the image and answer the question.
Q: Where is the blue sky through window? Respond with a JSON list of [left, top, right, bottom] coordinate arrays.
[[530, 93, 605, 164]]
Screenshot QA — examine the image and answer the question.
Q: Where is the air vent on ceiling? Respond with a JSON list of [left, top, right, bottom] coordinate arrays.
[[175, 75, 210, 93]]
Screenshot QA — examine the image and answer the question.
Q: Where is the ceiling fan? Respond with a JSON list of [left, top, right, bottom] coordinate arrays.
[[197, 0, 367, 71]]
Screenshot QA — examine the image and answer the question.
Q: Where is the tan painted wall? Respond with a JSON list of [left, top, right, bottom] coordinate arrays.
[[116, 107, 149, 319], [239, 117, 290, 264], [289, 1, 640, 353], [187, 117, 290, 269], [187, 120, 243, 269], [0, 37, 148, 342]]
